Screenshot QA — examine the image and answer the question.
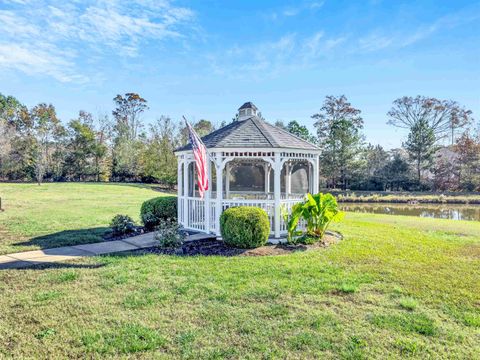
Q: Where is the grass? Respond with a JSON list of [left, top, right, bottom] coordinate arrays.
[[0, 182, 163, 254], [399, 297, 418, 311], [0, 183, 479, 358]]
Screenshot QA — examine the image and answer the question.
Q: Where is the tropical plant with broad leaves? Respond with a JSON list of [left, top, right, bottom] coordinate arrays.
[[284, 193, 344, 244]]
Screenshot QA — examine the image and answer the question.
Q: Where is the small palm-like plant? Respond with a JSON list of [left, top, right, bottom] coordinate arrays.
[[286, 193, 344, 243]]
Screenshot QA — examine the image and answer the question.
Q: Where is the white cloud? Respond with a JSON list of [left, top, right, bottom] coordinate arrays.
[[357, 4, 480, 53], [0, 43, 87, 83], [0, 0, 195, 82], [269, 1, 325, 20], [358, 34, 394, 52], [208, 31, 346, 79]]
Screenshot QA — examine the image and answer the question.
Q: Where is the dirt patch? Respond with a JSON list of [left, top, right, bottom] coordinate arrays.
[[138, 233, 341, 257]]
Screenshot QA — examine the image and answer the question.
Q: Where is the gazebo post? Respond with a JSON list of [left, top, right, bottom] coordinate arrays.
[[274, 152, 281, 238], [308, 162, 312, 193], [205, 159, 211, 233], [313, 157, 319, 194], [183, 160, 189, 228], [285, 162, 291, 199], [177, 159, 183, 224], [215, 153, 224, 236], [263, 163, 270, 196]]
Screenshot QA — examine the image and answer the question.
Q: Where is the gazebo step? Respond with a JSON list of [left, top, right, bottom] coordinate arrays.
[[185, 232, 217, 242]]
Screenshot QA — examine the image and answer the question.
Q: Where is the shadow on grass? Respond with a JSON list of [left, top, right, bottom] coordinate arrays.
[[13, 227, 110, 250]]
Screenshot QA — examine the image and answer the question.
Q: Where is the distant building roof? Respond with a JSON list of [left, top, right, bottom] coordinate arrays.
[[176, 115, 319, 152]]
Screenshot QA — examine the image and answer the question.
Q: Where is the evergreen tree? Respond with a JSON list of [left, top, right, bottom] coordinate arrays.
[[312, 95, 364, 189], [403, 119, 437, 184]]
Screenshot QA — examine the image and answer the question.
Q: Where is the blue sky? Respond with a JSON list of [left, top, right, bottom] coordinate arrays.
[[1, 0, 479, 148]]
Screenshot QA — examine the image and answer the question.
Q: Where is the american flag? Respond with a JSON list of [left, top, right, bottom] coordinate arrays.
[[184, 117, 209, 198]]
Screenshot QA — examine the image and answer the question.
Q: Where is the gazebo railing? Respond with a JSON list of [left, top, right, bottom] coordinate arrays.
[[181, 196, 305, 235], [184, 197, 206, 232], [279, 198, 307, 233], [222, 199, 275, 233]]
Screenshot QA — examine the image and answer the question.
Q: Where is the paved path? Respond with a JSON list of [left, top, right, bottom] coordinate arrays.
[[0, 232, 217, 270], [0, 233, 158, 270]]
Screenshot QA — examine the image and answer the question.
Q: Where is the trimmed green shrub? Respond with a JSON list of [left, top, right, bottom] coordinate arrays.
[[220, 206, 270, 249], [110, 214, 136, 236], [140, 196, 177, 230]]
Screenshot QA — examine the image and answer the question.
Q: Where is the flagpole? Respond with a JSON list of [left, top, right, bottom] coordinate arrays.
[[183, 116, 212, 234], [183, 116, 214, 162]]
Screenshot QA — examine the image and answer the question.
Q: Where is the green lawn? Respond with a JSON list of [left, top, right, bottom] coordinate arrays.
[[0, 183, 163, 254], [0, 183, 479, 358]]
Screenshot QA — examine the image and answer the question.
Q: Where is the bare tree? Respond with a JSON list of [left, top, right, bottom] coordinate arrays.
[[387, 96, 473, 143]]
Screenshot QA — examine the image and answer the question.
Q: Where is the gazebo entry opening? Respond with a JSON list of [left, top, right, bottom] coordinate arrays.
[[175, 102, 321, 239]]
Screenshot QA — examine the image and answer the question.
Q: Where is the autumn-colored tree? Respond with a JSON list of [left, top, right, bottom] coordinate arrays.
[[432, 154, 457, 191], [454, 132, 480, 191]]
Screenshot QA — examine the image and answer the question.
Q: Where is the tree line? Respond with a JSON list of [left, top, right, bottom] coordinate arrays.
[[278, 95, 477, 192], [0, 92, 213, 187], [1, 92, 478, 191]]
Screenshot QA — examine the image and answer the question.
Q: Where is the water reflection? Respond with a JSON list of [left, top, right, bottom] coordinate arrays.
[[340, 203, 480, 221]]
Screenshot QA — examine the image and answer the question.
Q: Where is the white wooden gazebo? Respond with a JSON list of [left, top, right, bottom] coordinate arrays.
[[175, 102, 320, 239]]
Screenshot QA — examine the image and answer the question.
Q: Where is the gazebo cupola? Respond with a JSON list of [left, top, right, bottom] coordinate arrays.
[[238, 102, 258, 120], [175, 102, 321, 240]]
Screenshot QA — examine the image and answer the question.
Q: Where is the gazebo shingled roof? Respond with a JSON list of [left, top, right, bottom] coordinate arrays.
[[176, 115, 319, 152]]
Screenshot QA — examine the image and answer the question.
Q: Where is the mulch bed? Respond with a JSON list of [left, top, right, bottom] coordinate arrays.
[[138, 232, 341, 257], [103, 227, 197, 242]]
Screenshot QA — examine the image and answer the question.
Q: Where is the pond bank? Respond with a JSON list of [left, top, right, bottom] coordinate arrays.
[[329, 191, 480, 204], [341, 203, 480, 221]]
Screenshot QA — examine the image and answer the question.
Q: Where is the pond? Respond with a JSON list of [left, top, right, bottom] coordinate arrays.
[[340, 203, 480, 221]]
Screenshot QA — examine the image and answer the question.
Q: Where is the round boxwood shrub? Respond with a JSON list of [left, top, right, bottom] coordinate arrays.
[[220, 206, 270, 249], [140, 196, 177, 230]]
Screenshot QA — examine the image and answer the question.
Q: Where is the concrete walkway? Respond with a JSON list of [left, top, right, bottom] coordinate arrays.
[[0, 232, 217, 270], [0, 233, 161, 270]]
